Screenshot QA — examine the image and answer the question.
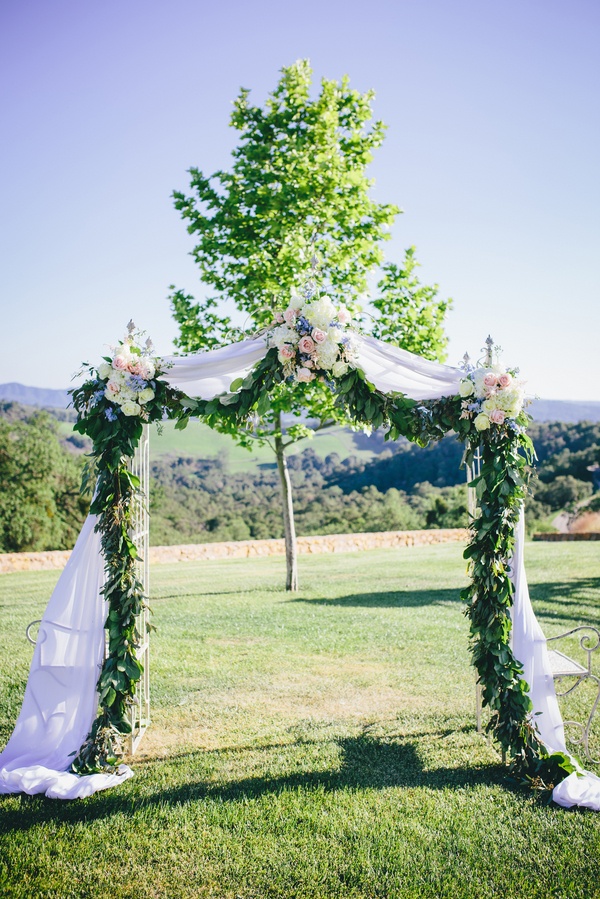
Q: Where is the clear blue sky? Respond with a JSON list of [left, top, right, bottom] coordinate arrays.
[[1, 0, 598, 400]]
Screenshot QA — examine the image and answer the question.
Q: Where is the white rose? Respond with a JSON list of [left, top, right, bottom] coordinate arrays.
[[458, 379, 474, 398], [481, 398, 498, 415], [289, 293, 304, 311], [296, 367, 315, 383], [332, 361, 349, 377], [98, 361, 112, 380], [121, 400, 142, 416], [137, 387, 155, 404], [474, 413, 491, 431]]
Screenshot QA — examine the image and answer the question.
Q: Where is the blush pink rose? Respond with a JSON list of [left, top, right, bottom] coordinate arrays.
[[278, 344, 295, 361], [275, 312, 285, 324], [296, 367, 315, 382], [298, 336, 316, 354], [337, 306, 351, 324], [113, 355, 129, 371], [106, 380, 120, 393], [283, 308, 298, 325], [498, 373, 512, 389], [483, 373, 498, 389], [490, 408, 505, 425], [311, 328, 327, 344]]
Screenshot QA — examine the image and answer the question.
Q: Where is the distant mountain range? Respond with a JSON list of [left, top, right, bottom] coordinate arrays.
[[1, 382, 599, 424], [0, 383, 71, 409]]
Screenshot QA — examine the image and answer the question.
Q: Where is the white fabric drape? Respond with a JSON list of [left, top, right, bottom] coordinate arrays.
[[161, 334, 464, 402], [162, 337, 268, 399], [356, 335, 463, 399], [0, 515, 132, 799], [1, 334, 597, 807], [510, 510, 600, 809]]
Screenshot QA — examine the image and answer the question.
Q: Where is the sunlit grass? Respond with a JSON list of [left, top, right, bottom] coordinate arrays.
[[1, 542, 599, 898]]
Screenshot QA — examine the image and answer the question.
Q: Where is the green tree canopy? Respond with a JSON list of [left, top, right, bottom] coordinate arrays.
[[169, 60, 452, 588], [0, 411, 89, 552]]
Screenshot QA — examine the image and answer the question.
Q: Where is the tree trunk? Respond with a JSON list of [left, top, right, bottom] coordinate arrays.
[[274, 415, 298, 591]]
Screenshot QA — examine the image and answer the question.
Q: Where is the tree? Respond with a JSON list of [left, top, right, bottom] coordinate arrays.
[[0, 411, 89, 552], [371, 246, 451, 361], [170, 60, 451, 589]]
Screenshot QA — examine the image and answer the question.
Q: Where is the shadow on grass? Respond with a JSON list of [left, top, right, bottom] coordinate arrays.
[[286, 587, 462, 609], [529, 578, 600, 629], [0, 729, 507, 833]]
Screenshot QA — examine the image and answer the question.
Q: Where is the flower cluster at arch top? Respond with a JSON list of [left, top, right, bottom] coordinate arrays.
[[267, 286, 360, 384], [95, 327, 160, 420], [458, 364, 526, 432]]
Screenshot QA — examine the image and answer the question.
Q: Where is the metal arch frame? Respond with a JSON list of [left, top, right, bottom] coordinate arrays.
[[127, 423, 151, 753]]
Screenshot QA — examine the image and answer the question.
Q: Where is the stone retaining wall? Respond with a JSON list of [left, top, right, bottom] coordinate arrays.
[[533, 532, 600, 542], [0, 528, 469, 573]]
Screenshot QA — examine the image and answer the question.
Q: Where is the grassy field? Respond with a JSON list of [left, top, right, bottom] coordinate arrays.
[[1, 542, 599, 898]]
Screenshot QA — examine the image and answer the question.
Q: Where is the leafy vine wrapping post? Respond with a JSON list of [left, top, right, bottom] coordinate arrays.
[[70, 324, 191, 773], [170, 60, 450, 590]]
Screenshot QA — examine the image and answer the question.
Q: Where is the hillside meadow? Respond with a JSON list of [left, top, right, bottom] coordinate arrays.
[[1, 541, 599, 898]]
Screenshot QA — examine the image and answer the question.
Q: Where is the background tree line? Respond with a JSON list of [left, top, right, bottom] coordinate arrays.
[[1, 400, 597, 552]]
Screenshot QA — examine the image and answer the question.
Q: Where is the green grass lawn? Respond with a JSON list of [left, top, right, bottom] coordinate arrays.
[[1, 542, 599, 898]]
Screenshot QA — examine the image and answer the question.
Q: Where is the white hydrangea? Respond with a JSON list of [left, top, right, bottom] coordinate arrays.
[[304, 296, 336, 330], [271, 324, 299, 349], [315, 342, 339, 371]]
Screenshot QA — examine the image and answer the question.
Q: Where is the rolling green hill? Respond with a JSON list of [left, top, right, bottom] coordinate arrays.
[[149, 420, 385, 471]]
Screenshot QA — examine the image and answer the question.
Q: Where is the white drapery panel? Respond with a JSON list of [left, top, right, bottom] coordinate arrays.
[[1, 335, 597, 806], [161, 334, 464, 402], [0, 515, 132, 799], [510, 510, 600, 809], [356, 335, 463, 399], [161, 338, 269, 399]]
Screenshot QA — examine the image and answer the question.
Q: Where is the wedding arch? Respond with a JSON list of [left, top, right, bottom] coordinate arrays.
[[0, 288, 598, 810]]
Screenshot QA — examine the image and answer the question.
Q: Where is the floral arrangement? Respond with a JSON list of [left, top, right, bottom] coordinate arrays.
[[458, 364, 526, 432], [90, 322, 161, 420], [267, 286, 360, 383]]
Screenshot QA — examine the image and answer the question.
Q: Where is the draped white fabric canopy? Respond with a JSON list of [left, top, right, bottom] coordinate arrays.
[[1, 335, 597, 807], [159, 334, 464, 402]]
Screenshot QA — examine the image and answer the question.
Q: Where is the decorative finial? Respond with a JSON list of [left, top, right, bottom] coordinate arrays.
[[127, 319, 136, 335], [484, 335, 494, 366]]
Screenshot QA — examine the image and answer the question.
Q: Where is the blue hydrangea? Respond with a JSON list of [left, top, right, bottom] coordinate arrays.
[[105, 407, 118, 422], [296, 317, 311, 336], [125, 374, 147, 391], [90, 388, 106, 407]]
